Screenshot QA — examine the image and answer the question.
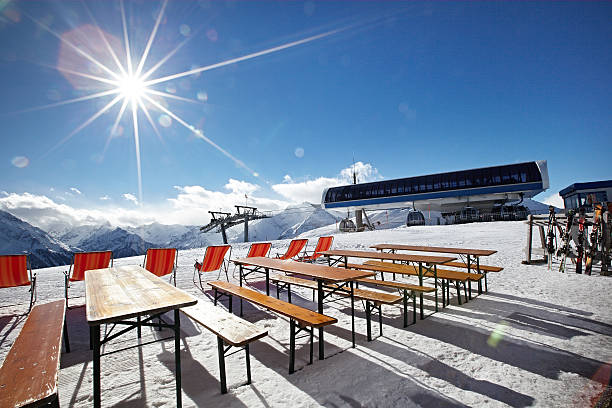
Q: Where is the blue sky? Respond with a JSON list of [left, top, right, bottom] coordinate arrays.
[[0, 1, 611, 229]]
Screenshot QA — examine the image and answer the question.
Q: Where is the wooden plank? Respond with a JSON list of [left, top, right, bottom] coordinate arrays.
[[0, 300, 65, 408], [371, 244, 497, 257], [181, 302, 267, 347], [363, 261, 473, 282], [319, 249, 455, 265], [356, 278, 436, 293], [271, 275, 402, 305], [232, 257, 375, 282], [86, 265, 197, 325], [208, 281, 337, 328], [443, 261, 503, 272]]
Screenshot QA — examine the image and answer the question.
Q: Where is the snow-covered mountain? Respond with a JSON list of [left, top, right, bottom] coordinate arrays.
[[0, 210, 73, 268], [64, 226, 156, 258], [523, 198, 561, 214], [126, 223, 210, 249]]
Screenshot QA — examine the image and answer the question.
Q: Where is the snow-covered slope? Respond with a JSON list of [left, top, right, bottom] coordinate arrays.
[[0, 210, 72, 268], [523, 198, 561, 214], [126, 223, 203, 249]]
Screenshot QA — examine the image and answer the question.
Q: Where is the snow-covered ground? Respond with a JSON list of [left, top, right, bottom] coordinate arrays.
[[1, 221, 611, 407]]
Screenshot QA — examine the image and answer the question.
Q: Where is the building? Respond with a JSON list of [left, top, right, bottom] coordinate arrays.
[[559, 180, 612, 212]]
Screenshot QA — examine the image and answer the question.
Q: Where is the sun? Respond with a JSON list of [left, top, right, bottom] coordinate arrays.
[[117, 74, 146, 102]]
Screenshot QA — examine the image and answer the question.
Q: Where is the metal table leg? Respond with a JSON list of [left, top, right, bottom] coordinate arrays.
[[317, 280, 324, 360], [350, 281, 355, 348], [92, 325, 101, 408], [174, 309, 182, 407], [418, 263, 424, 319]]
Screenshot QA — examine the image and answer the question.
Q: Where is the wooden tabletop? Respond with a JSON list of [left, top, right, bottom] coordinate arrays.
[[86, 265, 197, 325], [370, 244, 497, 257], [233, 257, 375, 282], [318, 249, 455, 265]]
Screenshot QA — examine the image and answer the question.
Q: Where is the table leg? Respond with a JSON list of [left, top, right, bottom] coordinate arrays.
[[350, 281, 355, 348], [434, 264, 438, 312], [418, 263, 424, 319], [467, 255, 473, 300], [317, 280, 324, 360], [265, 268, 270, 296], [403, 289, 408, 328], [174, 309, 182, 407], [92, 324, 101, 408], [239, 265, 243, 287]]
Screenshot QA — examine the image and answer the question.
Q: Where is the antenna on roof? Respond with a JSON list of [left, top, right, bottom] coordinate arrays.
[[352, 154, 357, 184]]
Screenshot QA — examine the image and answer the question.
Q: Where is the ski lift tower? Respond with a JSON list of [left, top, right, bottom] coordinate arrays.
[[200, 206, 270, 244]]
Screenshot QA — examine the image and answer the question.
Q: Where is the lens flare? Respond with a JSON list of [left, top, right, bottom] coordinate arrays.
[[11, 156, 30, 168]]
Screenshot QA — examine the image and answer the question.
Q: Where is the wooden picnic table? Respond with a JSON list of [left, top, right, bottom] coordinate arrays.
[[370, 244, 497, 292], [86, 265, 197, 408], [318, 249, 455, 319], [232, 257, 375, 357]]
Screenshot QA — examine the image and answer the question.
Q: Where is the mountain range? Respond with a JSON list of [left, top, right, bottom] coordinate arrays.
[[1, 198, 555, 268]]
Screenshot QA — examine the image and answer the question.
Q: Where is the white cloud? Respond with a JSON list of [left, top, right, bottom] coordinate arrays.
[[100, 195, 111, 201], [272, 162, 382, 204], [224, 179, 259, 195], [123, 193, 139, 205], [0, 191, 8, 197], [542, 193, 564, 209], [70, 187, 82, 195]]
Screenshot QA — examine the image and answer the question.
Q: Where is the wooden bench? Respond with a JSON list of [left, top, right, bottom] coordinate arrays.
[[207, 281, 336, 374], [270, 274, 402, 341], [442, 261, 503, 292], [0, 299, 70, 408], [363, 261, 477, 306], [355, 278, 435, 327], [181, 302, 268, 394]]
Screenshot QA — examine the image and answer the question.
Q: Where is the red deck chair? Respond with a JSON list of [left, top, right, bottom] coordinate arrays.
[[0, 254, 36, 313], [233, 242, 272, 278], [298, 236, 334, 263], [64, 251, 113, 308], [143, 248, 178, 286], [275, 239, 308, 260], [193, 245, 231, 289]]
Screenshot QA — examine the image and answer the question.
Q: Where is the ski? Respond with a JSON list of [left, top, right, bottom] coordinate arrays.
[[546, 205, 558, 270], [558, 209, 575, 273]]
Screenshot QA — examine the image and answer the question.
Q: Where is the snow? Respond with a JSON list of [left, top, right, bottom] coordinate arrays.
[[1, 221, 611, 407]]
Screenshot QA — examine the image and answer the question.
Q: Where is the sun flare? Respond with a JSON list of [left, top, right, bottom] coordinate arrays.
[[117, 74, 146, 102]]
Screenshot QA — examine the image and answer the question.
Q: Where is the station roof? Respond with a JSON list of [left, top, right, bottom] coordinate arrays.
[[559, 180, 612, 197]]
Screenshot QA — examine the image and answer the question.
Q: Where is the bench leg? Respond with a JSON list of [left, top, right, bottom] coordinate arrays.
[[484, 272, 488, 292], [441, 279, 446, 307], [434, 265, 438, 312], [379, 304, 383, 337], [403, 290, 408, 328], [446, 281, 450, 306], [413, 292, 417, 324], [456, 281, 462, 305], [289, 319, 296, 374], [50, 393, 60, 408], [464, 282, 468, 302], [365, 300, 372, 341], [288, 284, 292, 304], [309, 328, 314, 365], [229, 295, 233, 314], [350, 281, 355, 348], [218, 337, 227, 394], [276, 283, 280, 299], [64, 315, 70, 353], [245, 344, 251, 385], [418, 263, 424, 320], [137, 316, 141, 338]]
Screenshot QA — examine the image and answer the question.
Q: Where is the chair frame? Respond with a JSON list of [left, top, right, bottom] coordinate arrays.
[[0, 253, 36, 313], [64, 251, 113, 308], [275, 239, 308, 260], [143, 247, 178, 286], [233, 241, 273, 280], [193, 245, 232, 290]]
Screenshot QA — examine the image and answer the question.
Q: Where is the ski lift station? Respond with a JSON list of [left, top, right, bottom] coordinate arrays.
[[322, 160, 549, 214], [559, 180, 612, 212]]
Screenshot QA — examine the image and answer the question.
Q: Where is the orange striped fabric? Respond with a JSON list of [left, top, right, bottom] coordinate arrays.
[[304, 236, 334, 261], [277, 239, 308, 260], [197, 245, 231, 272], [69, 251, 113, 282], [144, 248, 177, 278], [0, 254, 31, 288], [247, 242, 272, 258]]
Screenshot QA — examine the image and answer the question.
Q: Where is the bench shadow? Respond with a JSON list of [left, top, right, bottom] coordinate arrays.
[[408, 316, 610, 383], [248, 332, 468, 408], [486, 291, 594, 316], [0, 314, 26, 348], [455, 297, 612, 338], [327, 323, 535, 407]]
